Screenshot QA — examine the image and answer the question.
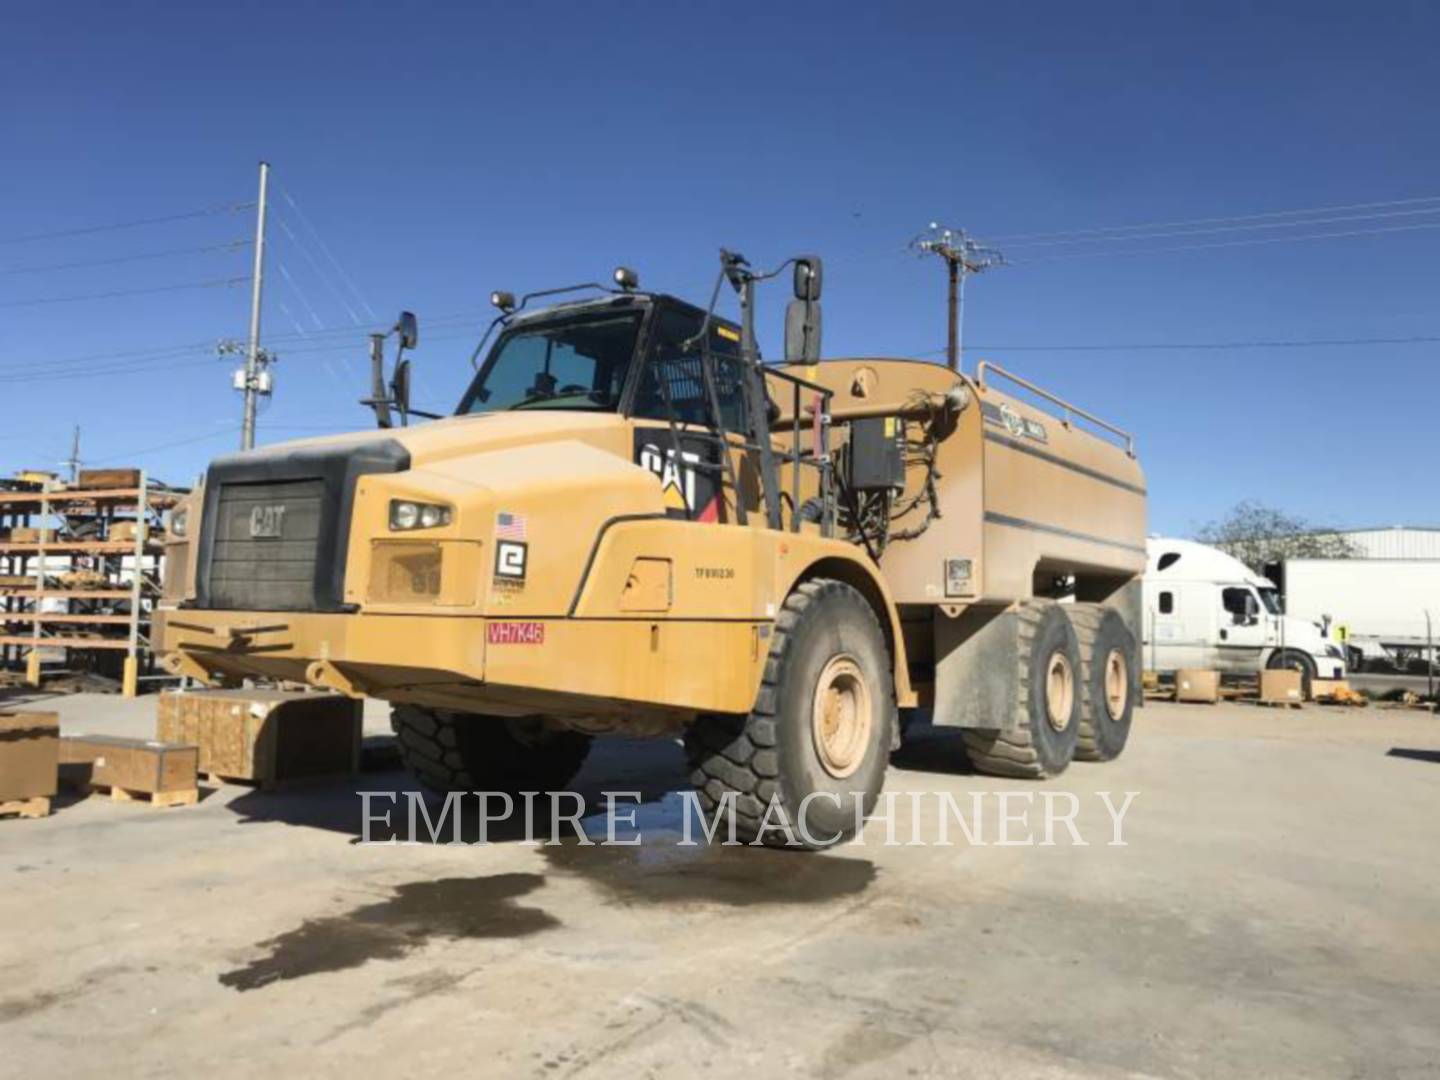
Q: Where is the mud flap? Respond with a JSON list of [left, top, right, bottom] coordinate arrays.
[[932, 604, 1021, 731]]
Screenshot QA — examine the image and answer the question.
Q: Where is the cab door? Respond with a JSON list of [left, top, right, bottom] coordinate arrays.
[[1216, 584, 1266, 672], [628, 303, 759, 523]]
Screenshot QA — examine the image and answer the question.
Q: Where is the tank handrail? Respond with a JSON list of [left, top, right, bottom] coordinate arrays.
[[976, 360, 1135, 457]]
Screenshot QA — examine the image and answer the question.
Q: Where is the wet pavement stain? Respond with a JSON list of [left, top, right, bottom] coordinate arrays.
[[0, 964, 133, 1025], [542, 841, 876, 907], [219, 873, 557, 992]]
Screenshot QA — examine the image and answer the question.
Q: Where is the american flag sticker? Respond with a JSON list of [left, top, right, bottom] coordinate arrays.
[[495, 511, 528, 540]]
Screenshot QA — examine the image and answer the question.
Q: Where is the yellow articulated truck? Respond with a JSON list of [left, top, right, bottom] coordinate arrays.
[[157, 251, 1146, 848]]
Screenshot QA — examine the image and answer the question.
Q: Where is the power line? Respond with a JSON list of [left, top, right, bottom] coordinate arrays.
[[0, 202, 254, 246], [88, 424, 243, 464], [0, 356, 209, 385], [277, 184, 378, 321], [0, 276, 251, 309], [272, 212, 362, 325], [0, 240, 251, 276], [982, 193, 1440, 245], [997, 204, 1440, 250], [1006, 220, 1440, 264], [907, 332, 1440, 357]]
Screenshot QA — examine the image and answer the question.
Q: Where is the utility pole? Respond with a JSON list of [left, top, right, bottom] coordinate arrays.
[[915, 223, 1004, 372], [240, 161, 270, 450], [61, 426, 81, 483]]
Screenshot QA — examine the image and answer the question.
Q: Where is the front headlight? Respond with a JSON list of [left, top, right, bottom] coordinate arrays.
[[169, 508, 188, 538], [1325, 644, 1344, 660], [389, 499, 453, 531]]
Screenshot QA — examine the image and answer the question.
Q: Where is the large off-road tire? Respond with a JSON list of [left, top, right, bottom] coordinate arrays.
[[683, 578, 896, 849], [390, 706, 591, 794], [1266, 649, 1316, 700], [961, 601, 1082, 779], [1069, 604, 1137, 762]]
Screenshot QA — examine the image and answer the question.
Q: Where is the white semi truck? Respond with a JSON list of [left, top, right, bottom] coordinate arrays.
[[1269, 558, 1440, 674], [1142, 538, 1345, 692]]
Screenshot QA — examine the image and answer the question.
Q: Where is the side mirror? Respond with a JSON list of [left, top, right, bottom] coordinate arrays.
[[793, 255, 823, 301], [391, 359, 412, 424], [785, 255, 824, 362], [396, 311, 419, 351]]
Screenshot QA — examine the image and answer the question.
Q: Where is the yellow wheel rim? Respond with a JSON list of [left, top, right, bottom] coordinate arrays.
[[1046, 651, 1075, 732], [812, 654, 873, 779], [1103, 648, 1129, 721]]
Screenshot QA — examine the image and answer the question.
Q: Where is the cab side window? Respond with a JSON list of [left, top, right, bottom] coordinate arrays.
[[1159, 591, 1174, 615], [633, 308, 748, 432], [1221, 587, 1256, 624]]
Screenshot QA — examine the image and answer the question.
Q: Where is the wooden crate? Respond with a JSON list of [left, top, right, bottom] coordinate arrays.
[[1175, 669, 1220, 703], [60, 735, 198, 806], [157, 689, 361, 787], [1260, 669, 1305, 707], [77, 468, 141, 490], [0, 711, 59, 804]]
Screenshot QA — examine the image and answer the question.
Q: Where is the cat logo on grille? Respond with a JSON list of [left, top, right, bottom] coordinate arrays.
[[248, 505, 286, 539]]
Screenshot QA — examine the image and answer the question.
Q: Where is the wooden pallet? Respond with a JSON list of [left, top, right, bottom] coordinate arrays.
[[1255, 700, 1303, 710], [0, 795, 50, 819], [75, 782, 197, 808]]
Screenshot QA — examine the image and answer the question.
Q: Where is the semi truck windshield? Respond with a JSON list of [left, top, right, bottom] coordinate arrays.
[[458, 312, 642, 414]]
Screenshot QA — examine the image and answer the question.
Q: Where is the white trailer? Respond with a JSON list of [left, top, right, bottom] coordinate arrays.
[[1274, 558, 1440, 673], [1143, 538, 1345, 691]]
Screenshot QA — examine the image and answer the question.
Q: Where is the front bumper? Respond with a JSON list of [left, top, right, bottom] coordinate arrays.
[[155, 607, 763, 720]]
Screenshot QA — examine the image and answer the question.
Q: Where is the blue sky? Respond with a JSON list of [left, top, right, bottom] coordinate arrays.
[[3, 1, 1436, 536]]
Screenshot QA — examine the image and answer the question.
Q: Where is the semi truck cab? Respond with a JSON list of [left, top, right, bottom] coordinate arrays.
[[1143, 537, 1344, 691]]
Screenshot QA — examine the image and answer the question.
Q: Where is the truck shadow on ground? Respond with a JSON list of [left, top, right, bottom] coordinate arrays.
[[889, 718, 980, 777], [222, 736, 688, 843], [1386, 747, 1440, 764]]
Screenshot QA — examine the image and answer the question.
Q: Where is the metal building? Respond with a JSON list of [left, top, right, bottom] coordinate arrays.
[[1330, 526, 1440, 560]]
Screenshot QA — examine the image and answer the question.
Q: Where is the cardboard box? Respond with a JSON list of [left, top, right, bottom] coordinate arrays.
[[1175, 669, 1220, 703], [157, 689, 361, 785], [60, 735, 197, 795], [77, 468, 141, 490], [1260, 669, 1305, 705], [109, 521, 140, 543], [0, 711, 59, 802], [9, 527, 58, 544], [1311, 678, 1350, 700]]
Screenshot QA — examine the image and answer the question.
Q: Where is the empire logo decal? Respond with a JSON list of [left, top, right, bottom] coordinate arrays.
[[495, 540, 528, 580], [487, 621, 544, 645]]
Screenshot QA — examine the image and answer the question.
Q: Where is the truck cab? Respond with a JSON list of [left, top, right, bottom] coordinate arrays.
[[1143, 537, 1345, 690]]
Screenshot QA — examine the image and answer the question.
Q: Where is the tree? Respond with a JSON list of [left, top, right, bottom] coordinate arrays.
[[1194, 500, 1360, 574]]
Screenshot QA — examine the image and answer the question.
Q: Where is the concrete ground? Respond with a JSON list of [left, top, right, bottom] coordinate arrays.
[[2, 692, 1438, 1079]]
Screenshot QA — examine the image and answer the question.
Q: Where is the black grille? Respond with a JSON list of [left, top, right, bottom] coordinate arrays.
[[191, 436, 409, 612], [209, 479, 325, 610]]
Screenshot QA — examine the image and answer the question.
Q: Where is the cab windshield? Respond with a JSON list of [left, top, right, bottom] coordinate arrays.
[[1257, 586, 1283, 615], [457, 311, 642, 414]]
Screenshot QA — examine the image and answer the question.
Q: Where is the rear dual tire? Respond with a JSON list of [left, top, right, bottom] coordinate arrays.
[[961, 601, 1083, 778], [961, 600, 1136, 777], [1070, 604, 1137, 762]]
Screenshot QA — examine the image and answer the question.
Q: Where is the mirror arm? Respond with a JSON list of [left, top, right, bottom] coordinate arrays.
[[365, 331, 393, 429]]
